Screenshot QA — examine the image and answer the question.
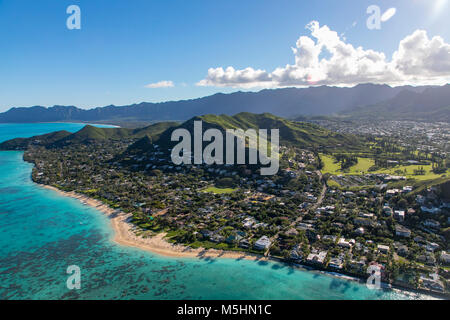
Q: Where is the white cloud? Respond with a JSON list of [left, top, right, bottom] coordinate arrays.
[[145, 80, 174, 88], [381, 8, 396, 22], [197, 21, 450, 88], [393, 30, 450, 76]]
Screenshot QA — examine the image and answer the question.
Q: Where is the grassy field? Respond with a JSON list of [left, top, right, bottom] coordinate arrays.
[[203, 187, 237, 194], [374, 165, 448, 181], [321, 154, 448, 181], [321, 154, 341, 174], [326, 179, 341, 188], [321, 154, 374, 175], [350, 157, 375, 174]]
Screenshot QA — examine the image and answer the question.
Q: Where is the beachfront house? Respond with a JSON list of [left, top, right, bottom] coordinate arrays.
[[254, 236, 271, 251], [420, 273, 445, 292], [239, 239, 250, 249], [328, 256, 344, 269], [306, 251, 327, 265], [290, 245, 303, 262]]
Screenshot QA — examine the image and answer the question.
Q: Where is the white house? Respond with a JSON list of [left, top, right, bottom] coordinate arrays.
[[338, 238, 355, 248], [394, 210, 405, 222], [306, 251, 327, 265], [254, 236, 271, 251]]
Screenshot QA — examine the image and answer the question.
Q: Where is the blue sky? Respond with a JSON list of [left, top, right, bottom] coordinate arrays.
[[0, 0, 449, 111]]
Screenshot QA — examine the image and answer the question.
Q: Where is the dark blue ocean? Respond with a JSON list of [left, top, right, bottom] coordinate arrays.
[[0, 123, 427, 299]]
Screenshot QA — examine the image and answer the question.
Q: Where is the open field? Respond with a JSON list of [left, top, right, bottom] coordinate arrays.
[[374, 165, 448, 181], [321, 154, 449, 181], [202, 186, 237, 194], [321, 154, 374, 175]]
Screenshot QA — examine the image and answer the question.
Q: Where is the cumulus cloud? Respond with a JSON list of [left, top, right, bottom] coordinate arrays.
[[145, 80, 174, 88], [393, 30, 450, 76], [197, 21, 450, 88]]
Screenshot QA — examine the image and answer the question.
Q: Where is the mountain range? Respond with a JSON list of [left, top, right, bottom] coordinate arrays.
[[1, 83, 447, 123], [0, 113, 362, 153], [339, 85, 450, 122]]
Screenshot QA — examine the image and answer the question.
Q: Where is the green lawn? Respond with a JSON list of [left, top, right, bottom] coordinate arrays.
[[374, 164, 448, 181], [321, 154, 341, 175], [321, 153, 448, 181], [350, 157, 375, 174], [203, 187, 237, 194], [321, 154, 374, 175]]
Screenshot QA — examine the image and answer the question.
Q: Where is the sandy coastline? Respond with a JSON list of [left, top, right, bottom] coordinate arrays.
[[40, 184, 266, 261], [38, 184, 445, 299]]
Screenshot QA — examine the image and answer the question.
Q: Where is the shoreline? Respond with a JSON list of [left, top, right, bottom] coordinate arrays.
[[39, 183, 445, 300], [40, 184, 268, 262]]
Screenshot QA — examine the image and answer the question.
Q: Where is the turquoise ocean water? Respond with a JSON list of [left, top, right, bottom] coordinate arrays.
[[0, 123, 425, 300]]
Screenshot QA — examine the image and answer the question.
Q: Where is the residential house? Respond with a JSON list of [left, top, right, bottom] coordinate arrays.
[[395, 225, 411, 238], [254, 236, 271, 251], [377, 244, 390, 254], [323, 235, 337, 242], [420, 273, 445, 292], [440, 251, 450, 264], [402, 186, 413, 193], [397, 245, 409, 257], [394, 210, 405, 222], [225, 234, 243, 245], [382, 205, 393, 216], [348, 260, 366, 273], [306, 251, 327, 265], [417, 253, 436, 265], [421, 206, 441, 214], [328, 256, 344, 269], [290, 245, 303, 262], [425, 242, 440, 252], [239, 239, 250, 249], [423, 219, 440, 229], [199, 229, 213, 240], [338, 238, 355, 248]]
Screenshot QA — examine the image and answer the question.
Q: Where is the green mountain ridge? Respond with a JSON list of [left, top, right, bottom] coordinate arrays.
[[0, 130, 73, 150], [129, 112, 363, 154], [0, 113, 362, 153], [0, 122, 179, 150]]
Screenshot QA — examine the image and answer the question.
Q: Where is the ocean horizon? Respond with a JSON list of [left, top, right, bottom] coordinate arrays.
[[0, 123, 433, 300]]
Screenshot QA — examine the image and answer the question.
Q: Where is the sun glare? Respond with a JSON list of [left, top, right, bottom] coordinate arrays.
[[430, 0, 448, 19]]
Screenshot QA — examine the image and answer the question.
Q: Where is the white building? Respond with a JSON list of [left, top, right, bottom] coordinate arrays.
[[254, 236, 271, 250]]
